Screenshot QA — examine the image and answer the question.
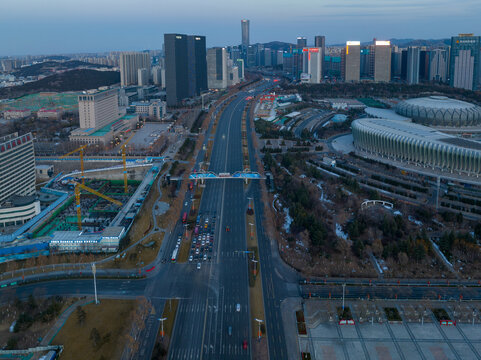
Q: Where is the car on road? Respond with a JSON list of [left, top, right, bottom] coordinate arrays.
[[242, 340, 248, 350], [236, 303, 240, 312], [203, 254, 207, 261], [228, 326, 232, 336], [226, 226, 230, 232], [197, 262, 201, 270], [201, 240, 205, 246], [195, 248, 200, 255], [189, 255, 193, 262]]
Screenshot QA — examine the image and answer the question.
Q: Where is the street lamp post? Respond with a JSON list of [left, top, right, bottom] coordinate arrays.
[[342, 283, 346, 311], [254, 318, 263, 341], [252, 259, 258, 277], [92, 263, 98, 305], [159, 317, 167, 338]]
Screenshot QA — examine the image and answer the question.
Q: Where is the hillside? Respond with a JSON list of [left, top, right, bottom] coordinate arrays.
[[14, 60, 111, 77], [0, 69, 120, 99]]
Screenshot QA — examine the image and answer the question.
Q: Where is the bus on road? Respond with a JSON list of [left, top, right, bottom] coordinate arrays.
[[171, 247, 179, 263]]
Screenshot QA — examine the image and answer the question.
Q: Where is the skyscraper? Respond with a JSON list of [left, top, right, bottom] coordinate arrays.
[[164, 33, 207, 106], [314, 36, 325, 49], [207, 47, 228, 89], [138, 68, 149, 86], [342, 41, 361, 82], [449, 34, 481, 90], [406, 47, 420, 84], [374, 41, 391, 82], [297, 37, 307, 49], [119, 52, 151, 87], [429, 49, 449, 83], [0, 132, 40, 230], [187, 35, 208, 97], [241, 20, 250, 50], [302, 48, 323, 83]]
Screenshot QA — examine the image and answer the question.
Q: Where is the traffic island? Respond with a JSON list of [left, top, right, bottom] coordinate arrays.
[[151, 299, 179, 360], [246, 212, 268, 359]]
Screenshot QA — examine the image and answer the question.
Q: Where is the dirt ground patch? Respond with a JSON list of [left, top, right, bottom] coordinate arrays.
[[105, 232, 164, 270], [52, 299, 135, 360]]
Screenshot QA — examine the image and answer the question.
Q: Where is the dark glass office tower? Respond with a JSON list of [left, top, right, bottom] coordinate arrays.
[[188, 35, 208, 97], [164, 33, 207, 106]]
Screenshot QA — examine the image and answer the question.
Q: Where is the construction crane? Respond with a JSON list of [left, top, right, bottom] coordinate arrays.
[[121, 133, 135, 194], [60, 145, 88, 184], [72, 181, 123, 231]]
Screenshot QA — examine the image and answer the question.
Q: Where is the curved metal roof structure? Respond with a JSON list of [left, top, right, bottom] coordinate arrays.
[[395, 96, 481, 127], [352, 118, 481, 175]]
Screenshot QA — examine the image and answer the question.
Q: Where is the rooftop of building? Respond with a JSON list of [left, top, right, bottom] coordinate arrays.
[[353, 118, 481, 152], [398, 96, 480, 110]]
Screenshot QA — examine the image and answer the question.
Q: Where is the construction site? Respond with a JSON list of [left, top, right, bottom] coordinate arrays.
[[0, 138, 162, 262]]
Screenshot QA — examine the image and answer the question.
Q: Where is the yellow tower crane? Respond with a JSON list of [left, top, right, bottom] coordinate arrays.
[[72, 181, 123, 231], [60, 145, 88, 184], [120, 133, 135, 194]]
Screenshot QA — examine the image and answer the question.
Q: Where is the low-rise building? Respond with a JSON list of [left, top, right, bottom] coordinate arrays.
[[69, 114, 138, 145], [37, 108, 63, 120], [4, 109, 31, 120], [131, 100, 166, 120], [49, 226, 125, 253]]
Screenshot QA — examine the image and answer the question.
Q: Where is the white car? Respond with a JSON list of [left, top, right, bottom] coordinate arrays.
[[197, 263, 201, 270], [203, 254, 207, 261], [236, 303, 241, 312], [189, 255, 193, 262]]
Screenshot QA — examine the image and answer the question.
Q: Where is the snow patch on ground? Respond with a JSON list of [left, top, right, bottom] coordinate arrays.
[[335, 223, 348, 240], [283, 207, 293, 233], [431, 240, 453, 268], [408, 215, 423, 227], [317, 182, 333, 204]]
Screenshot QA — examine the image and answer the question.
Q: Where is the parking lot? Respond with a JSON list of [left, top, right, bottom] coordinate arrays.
[[299, 300, 481, 359]]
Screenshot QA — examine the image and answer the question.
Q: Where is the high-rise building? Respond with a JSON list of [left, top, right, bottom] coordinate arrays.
[[164, 33, 207, 106], [406, 47, 420, 84], [314, 36, 326, 74], [78, 89, 119, 129], [449, 34, 481, 90], [374, 41, 391, 82], [342, 41, 361, 82], [314, 36, 325, 49], [419, 49, 430, 82], [207, 47, 228, 89], [138, 68, 149, 86], [302, 48, 323, 83], [152, 66, 162, 86], [241, 20, 250, 50], [236, 59, 245, 80], [187, 35, 208, 97], [429, 49, 449, 83], [297, 37, 307, 49], [119, 52, 151, 87], [0, 132, 40, 230], [391, 46, 402, 79]]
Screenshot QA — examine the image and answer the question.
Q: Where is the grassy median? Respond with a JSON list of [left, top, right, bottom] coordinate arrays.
[[151, 299, 179, 359]]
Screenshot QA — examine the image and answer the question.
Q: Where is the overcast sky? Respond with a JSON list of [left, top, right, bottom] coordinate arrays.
[[1, 0, 480, 56]]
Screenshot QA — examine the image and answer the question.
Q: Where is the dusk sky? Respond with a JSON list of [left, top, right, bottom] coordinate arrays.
[[1, 0, 481, 56]]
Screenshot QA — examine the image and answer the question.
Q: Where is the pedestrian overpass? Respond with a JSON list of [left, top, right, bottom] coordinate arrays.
[[189, 170, 264, 183]]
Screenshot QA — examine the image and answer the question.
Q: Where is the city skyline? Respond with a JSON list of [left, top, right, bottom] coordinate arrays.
[[1, 0, 481, 56]]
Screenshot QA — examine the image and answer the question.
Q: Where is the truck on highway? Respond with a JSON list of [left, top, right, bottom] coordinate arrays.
[[171, 247, 178, 263]]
